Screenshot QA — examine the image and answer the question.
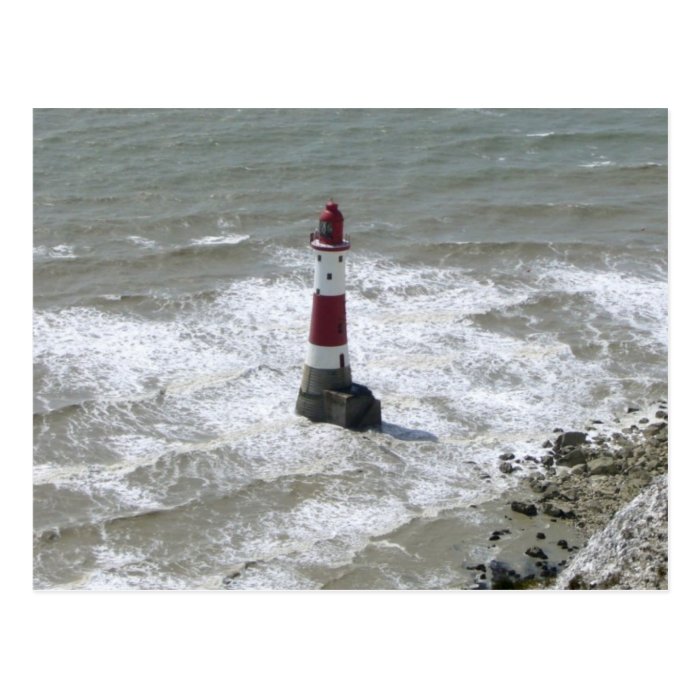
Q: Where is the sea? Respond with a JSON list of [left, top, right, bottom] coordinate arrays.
[[33, 108, 668, 590]]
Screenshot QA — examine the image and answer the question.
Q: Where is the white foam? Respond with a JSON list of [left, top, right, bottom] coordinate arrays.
[[127, 235, 158, 248], [33, 247, 668, 588], [190, 233, 249, 246], [33, 244, 76, 259], [538, 260, 668, 348], [578, 160, 616, 168]]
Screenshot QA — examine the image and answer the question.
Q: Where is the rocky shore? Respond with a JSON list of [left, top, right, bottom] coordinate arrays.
[[463, 400, 668, 590]]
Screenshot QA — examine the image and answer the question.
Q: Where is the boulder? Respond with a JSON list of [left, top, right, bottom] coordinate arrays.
[[557, 447, 587, 467], [554, 431, 588, 452], [644, 422, 667, 437], [499, 461, 514, 474], [464, 563, 487, 572], [511, 501, 538, 517], [588, 457, 621, 476], [529, 478, 551, 494], [543, 503, 575, 519], [526, 546, 548, 560]]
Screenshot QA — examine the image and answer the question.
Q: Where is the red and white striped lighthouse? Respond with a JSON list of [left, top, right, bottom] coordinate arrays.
[[295, 200, 381, 429]]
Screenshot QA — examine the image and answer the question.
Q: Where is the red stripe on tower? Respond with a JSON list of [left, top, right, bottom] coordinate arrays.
[[309, 295, 347, 346]]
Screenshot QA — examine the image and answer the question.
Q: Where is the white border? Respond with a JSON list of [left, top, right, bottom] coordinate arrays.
[[9, 1, 697, 697]]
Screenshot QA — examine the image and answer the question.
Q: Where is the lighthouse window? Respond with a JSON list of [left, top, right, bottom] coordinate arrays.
[[315, 288, 320, 295], [326, 273, 332, 280], [319, 221, 333, 237], [317, 255, 321, 261], [338, 255, 343, 262]]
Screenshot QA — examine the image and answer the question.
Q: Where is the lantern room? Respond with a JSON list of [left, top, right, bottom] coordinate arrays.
[[311, 200, 347, 248]]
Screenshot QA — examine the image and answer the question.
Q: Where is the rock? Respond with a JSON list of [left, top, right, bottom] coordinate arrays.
[[511, 501, 538, 517], [464, 563, 487, 572], [542, 455, 555, 467], [627, 406, 641, 413], [489, 534, 500, 541], [557, 447, 587, 467], [557, 539, 569, 549], [571, 463, 589, 476], [655, 410, 668, 420], [489, 560, 525, 589], [536, 532, 546, 540], [499, 461, 514, 474], [588, 457, 621, 476], [462, 561, 486, 571], [489, 560, 511, 577], [222, 571, 242, 588], [499, 452, 515, 461], [639, 417, 649, 424], [40, 529, 60, 543], [528, 476, 549, 493], [543, 503, 575, 519], [554, 431, 588, 452], [542, 439, 553, 449], [526, 546, 548, 560]]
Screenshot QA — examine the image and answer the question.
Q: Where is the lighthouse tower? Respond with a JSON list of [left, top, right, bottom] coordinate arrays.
[[295, 200, 381, 429]]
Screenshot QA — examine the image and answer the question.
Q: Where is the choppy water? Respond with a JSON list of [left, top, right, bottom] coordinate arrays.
[[33, 108, 667, 589]]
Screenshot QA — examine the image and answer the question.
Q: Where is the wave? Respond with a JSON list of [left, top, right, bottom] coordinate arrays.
[[33, 362, 286, 423], [395, 239, 665, 272], [33, 244, 77, 260], [189, 233, 250, 247], [405, 160, 666, 196], [32, 232, 262, 292], [522, 129, 664, 146]]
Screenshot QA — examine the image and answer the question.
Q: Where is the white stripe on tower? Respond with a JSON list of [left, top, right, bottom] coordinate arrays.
[[305, 342, 349, 370]]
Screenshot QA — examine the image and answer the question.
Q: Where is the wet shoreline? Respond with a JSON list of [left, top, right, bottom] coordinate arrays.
[[459, 401, 668, 590]]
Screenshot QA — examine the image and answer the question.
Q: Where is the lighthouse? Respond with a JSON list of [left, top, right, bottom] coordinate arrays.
[[295, 200, 381, 429]]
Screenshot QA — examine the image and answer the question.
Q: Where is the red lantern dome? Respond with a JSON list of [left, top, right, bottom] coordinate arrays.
[[316, 200, 345, 246]]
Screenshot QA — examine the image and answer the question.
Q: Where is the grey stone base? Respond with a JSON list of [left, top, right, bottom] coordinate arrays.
[[296, 381, 382, 430]]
